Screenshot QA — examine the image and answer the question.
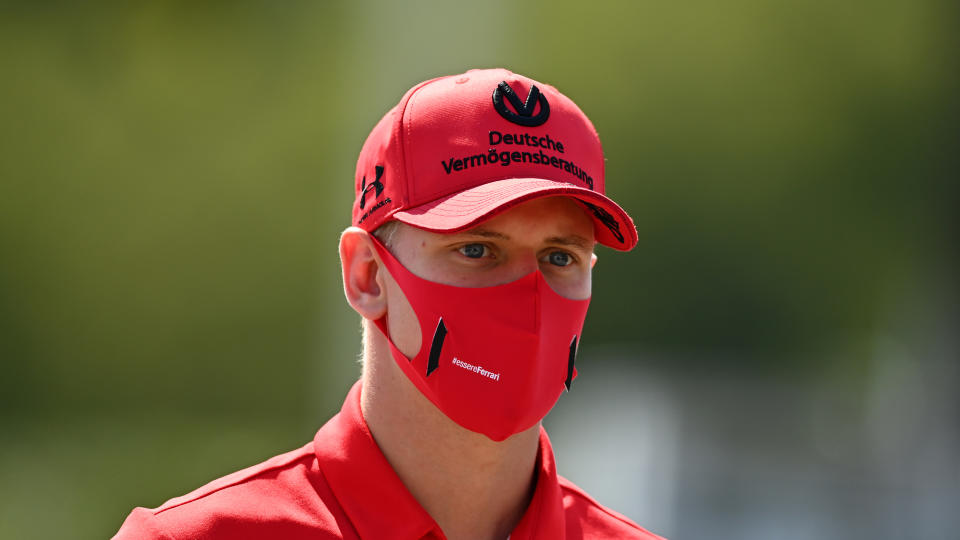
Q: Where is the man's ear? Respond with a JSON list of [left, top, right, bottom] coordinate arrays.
[[591, 253, 598, 269], [339, 227, 387, 321]]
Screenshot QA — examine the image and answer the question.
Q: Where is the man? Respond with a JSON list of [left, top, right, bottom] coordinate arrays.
[[114, 68, 663, 539]]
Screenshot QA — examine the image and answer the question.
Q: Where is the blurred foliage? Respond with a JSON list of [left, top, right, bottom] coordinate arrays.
[[0, 1, 956, 538]]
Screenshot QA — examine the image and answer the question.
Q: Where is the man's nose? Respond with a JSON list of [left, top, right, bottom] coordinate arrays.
[[511, 251, 540, 279], [491, 251, 540, 286]]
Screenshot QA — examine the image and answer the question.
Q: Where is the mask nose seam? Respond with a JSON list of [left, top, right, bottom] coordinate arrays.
[[534, 272, 541, 332]]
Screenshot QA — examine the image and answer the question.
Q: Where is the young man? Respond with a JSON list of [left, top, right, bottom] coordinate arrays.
[[114, 68, 663, 539]]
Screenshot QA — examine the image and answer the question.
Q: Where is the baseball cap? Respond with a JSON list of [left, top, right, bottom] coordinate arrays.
[[351, 68, 638, 251]]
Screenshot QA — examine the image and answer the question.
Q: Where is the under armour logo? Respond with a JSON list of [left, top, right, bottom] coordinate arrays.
[[359, 165, 384, 210], [492, 81, 550, 127]]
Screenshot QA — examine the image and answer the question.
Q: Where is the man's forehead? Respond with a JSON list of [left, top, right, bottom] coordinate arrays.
[[459, 226, 594, 250], [440, 200, 596, 250], [463, 195, 594, 236], [382, 195, 598, 250]]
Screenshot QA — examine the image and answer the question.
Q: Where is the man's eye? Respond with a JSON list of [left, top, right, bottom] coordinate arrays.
[[459, 244, 487, 259], [547, 251, 572, 267]]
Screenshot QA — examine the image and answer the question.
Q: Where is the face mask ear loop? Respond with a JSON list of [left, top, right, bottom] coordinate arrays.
[[367, 235, 393, 353], [368, 235, 419, 363], [534, 270, 541, 335], [369, 234, 449, 369]]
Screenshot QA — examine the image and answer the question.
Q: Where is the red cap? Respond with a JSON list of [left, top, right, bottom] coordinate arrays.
[[352, 68, 638, 251]]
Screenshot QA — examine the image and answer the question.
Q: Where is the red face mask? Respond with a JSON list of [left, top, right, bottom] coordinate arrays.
[[371, 237, 591, 442]]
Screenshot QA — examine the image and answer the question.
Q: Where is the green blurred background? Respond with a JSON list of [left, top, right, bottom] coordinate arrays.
[[1, 2, 956, 538]]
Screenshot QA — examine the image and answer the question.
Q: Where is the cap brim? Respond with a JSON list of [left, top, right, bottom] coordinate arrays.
[[391, 178, 638, 251]]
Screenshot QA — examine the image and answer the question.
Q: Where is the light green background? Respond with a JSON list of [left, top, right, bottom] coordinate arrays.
[[1, 2, 955, 538]]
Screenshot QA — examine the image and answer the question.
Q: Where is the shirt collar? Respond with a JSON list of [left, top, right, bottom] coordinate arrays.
[[314, 381, 567, 540], [509, 425, 566, 540]]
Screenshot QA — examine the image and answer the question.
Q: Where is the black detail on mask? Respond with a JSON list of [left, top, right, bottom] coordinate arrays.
[[427, 318, 447, 377], [492, 81, 550, 127], [565, 335, 578, 391], [359, 165, 385, 210], [581, 201, 625, 243]]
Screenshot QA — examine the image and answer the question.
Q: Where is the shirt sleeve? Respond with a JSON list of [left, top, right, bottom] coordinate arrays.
[[112, 507, 176, 540]]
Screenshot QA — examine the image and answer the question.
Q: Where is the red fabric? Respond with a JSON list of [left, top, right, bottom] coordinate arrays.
[[351, 68, 638, 252], [113, 382, 664, 539], [370, 235, 591, 442]]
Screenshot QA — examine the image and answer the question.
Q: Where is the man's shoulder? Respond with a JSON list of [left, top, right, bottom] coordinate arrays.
[[155, 442, 317, 510], [557, 475, 666, 540], [113, 442, 350, 540]]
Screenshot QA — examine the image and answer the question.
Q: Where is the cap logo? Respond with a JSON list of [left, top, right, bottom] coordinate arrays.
[[582, 201, 625, 243], [359, 165, 385, 210], [492, 81, 550, 127]]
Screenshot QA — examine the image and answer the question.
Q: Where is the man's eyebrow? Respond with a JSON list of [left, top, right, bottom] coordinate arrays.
[[545, 235, 593, 250], [459, 228, 511, 240], [460, 229, 592, 249]]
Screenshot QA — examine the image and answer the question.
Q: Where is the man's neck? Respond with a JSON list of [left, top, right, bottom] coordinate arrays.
[[359, 333, 540, 540]]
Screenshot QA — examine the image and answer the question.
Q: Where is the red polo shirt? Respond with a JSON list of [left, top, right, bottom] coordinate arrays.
[[114, 382, 663, 539]]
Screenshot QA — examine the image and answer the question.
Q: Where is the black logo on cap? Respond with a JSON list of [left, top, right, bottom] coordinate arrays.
[[492, 81, 550, 127], [582, 201, 625, 243], [359, 165, 384, 210]]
